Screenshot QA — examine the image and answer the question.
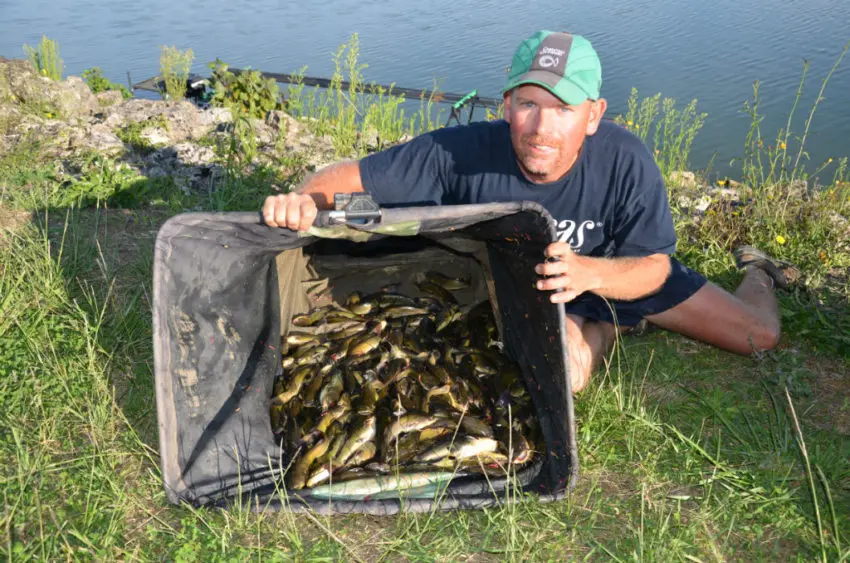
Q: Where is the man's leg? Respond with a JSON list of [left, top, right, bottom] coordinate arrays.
[[566, 314, 618, 393], [644, 248, 796, 355]]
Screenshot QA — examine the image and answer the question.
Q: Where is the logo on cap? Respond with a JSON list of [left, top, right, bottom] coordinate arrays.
[[537, 46, 565, 69]]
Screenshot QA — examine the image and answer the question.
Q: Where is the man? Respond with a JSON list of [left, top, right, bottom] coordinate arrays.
[[262, 30, 797, 393]]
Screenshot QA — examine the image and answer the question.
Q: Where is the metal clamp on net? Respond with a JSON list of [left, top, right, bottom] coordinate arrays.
[[315, 193, 383, 227]]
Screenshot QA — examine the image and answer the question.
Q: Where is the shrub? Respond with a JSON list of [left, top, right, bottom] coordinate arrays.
[[207, 59, 282, 119]]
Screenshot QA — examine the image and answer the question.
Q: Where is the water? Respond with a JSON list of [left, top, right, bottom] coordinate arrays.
[[2, 0, 849, 180]]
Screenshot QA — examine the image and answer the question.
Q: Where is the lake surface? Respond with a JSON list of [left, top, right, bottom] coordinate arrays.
[[2, 0, 849, 180]]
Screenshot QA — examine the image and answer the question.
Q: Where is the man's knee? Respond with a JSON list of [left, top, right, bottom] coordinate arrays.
[[751, 321, 781, 352], [568, 340, 594, 393], [565, 315, 617, 394]]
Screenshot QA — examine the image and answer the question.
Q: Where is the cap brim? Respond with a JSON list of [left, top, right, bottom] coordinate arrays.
[[503, 71, 591, 106]]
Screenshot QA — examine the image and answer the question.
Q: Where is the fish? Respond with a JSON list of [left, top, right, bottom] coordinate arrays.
[[271, 365, 313, 405], [414, 436, 499, 463], [285, 331, 318, 347], [291, 306, 332, 327], [424, 271, 471, 291], [275, 282, 543, 494], [289, 437, 330, 490], [347, 334, 382, 357], [333, 415, 377, 467], [416, 280, 458, 306], [380, 306, 430, 320], [319, 369, 345, 412], [307, 471, 458, 499], [349, 301, 375, 316], [383, 413, 442, 449]]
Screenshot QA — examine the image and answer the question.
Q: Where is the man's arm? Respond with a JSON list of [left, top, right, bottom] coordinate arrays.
[[294, 160, 364, 207], [535, 243, 671, 303], [264, 127, 452, 230], [263, 160, 364, 230]]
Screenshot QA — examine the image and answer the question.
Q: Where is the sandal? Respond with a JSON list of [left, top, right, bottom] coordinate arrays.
[[733, 245, 801, 290]]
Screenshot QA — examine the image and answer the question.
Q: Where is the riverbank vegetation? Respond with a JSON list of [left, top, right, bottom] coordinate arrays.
[[1, 34, 848, 561]]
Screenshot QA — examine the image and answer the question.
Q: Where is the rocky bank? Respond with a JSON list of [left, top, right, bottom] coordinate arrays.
[[0, 57, 348, 195]]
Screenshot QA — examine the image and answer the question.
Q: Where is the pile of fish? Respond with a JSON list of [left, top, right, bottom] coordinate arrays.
[[270, 270, 541, 494]]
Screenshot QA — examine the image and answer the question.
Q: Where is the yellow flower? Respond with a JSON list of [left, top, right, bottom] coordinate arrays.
[[779, 142, 787, 150], [828, 158, 833, 163], [776, 235, 787, 245], [627, 120, 633, 126]]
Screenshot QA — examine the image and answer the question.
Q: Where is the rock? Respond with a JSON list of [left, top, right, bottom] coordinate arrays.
[[96, 90, 125, 108], [0, 58, 102, 122], [68, 123, 124, 156], [198, 107, 232, 129], [360, 127, 380, 152], [172, 142, 216, 166], [827, 211, 850, 240], [61, 76, 100, 118], [676, 195, 693, 209], [706, 186, 741, 202], [251, 117, 276, 146], [265, 109, 292, 131], [140, 125, 170, 147], [146, 165, 167, 178], [0, 106, 25, 152], [140, 144, 223, 193], [668, 170, 698, 189], [788, 179, 808, 199], [101, 99, 223, 144]]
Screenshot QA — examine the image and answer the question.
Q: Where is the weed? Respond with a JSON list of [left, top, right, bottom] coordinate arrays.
[[82, 67, 132, 99], [22, 35, 63, 81], [159, 45, 194, 102], [115, 115, 169, 155], [284, 33, 447, 158], [613, 87, 707, 179]]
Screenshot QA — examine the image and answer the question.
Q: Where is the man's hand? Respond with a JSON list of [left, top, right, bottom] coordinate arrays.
[[262, 193, 318, 231], [535, 242, 601, 303]]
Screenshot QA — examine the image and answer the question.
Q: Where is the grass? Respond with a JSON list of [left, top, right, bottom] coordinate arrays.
[[1, 35, 849, 561]]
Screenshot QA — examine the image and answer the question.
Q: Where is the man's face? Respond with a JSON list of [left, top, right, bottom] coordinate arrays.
[[503, 84, 607, 184]]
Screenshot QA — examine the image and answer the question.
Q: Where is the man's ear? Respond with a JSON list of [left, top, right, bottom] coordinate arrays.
[[502, 91, 512, 123], [586, 98, 607, 135]]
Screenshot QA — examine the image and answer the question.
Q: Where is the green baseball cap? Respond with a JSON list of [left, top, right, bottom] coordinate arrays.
[[503, 30, 602, 105]]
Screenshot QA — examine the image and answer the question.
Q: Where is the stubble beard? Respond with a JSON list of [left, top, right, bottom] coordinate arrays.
[[515, 135, 564, 182]]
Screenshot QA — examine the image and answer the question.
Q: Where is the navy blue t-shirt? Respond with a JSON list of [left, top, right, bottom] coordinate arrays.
[[359, 119, 676, 258]]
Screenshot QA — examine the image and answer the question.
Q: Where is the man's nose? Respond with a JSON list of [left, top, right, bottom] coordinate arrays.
[[533, 108, 557, 135]]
